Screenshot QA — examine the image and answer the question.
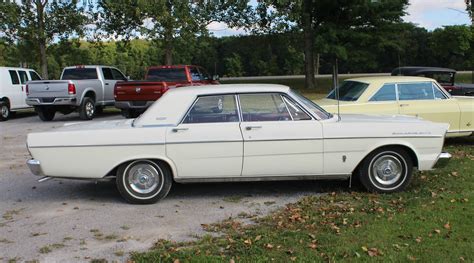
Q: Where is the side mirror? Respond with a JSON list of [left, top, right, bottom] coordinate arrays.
[[212, 75, 219, 81], [126, 76, 131, 81]]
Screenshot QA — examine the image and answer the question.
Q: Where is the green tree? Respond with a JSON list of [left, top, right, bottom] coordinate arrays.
[[1, 0, 88, 78], [256, 0, 408, 89], [98, 0, 252, 65], [430, 25, 472, 69]]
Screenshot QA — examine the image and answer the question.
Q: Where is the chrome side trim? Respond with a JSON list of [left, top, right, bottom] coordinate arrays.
[[28, 142, 165, 149], [174, 174, 351, 183], [325, 135, 443, 139], [27, 159, 43, 176]]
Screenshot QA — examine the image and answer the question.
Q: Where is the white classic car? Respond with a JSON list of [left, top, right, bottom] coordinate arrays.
[[27, 84, 451, 204]]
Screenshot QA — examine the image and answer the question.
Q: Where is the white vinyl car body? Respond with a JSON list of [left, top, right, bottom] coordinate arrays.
[[27, 84, 451, 204], [0, 66, 42, 121]]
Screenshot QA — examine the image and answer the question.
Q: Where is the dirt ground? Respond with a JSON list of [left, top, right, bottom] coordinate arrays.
[[0, 110, 330, 262]]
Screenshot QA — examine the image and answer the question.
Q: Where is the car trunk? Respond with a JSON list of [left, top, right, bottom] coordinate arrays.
[[114, 81, 168, 101]]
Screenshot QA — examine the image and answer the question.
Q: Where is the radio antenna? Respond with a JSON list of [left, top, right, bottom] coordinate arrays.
[[333, 58, 341, 121]]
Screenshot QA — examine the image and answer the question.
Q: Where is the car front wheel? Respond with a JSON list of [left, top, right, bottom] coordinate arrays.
[[358, 147, 413, 193], [79, 97, 95, 120], [116, 160, 172, 204]]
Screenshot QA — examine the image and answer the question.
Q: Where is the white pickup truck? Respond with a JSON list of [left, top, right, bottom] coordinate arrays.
[[26, 65, 127, 121]]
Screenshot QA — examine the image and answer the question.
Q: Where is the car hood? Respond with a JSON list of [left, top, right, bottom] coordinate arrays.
[[315, 98, 355, 106]]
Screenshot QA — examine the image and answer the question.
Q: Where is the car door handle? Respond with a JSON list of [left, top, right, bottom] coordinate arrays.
[[245, 125, 262, 130], [399, 103, 409, 107], [172, 127, 189, 132], [105, 83, 110, 85]]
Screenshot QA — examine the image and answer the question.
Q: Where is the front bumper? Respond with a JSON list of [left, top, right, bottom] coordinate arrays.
[[27, 159, 43, 176], [26, 97, 77, 106], [115, 101, 154, 110], [433, 152, 452, 169]]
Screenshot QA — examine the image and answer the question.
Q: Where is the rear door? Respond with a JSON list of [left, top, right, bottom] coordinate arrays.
[[398, 81, 461, 131], [239, 93, 324, 177], [166, 94, 243, 178], [7, 70, 22, 109], [17, 70, 30, 108]]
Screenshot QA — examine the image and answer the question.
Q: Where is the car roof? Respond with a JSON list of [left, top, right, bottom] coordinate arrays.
[[0, 66, 37, 71], [391, 66, 456, 75], [166, 84, 290, 96], [345, 76, 435, 84]]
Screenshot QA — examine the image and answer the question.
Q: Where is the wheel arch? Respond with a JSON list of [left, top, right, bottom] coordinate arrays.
[[0, 97, 10, 105], [353, 144, 419, 174], [81, 89, 96, 103], [105, 156, 177, 180]]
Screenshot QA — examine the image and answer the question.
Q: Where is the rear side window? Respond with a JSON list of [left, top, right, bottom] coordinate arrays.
[[102, 68, 113, 80], [190, 67, 201, 81], [370, 84, 396, 101], [29, 71, 41, 80], [62, 68, 98, 80], [398, 82, 434, 100], [146, 68, 187, 81], [183, 95, 239, 123], [18, 71, 29, 84], [9, 70, 19, 85]]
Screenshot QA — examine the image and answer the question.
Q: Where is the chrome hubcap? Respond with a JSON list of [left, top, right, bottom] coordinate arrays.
[[372, 155, 402, 185], [85, 102, 94, 117], [128, 163, 160, 194], [1, 105, 8, 118]]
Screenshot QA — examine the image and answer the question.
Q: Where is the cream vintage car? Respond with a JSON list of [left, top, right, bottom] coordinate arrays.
[[27, 84, 451, 204], [317, 76, 474, 137]]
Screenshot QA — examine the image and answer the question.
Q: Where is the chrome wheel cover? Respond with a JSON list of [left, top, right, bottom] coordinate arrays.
[[127, 163, 160, 194], [1, 105, 8, 118], [85, 102, 94, 117], [370, 154, 403, 186]]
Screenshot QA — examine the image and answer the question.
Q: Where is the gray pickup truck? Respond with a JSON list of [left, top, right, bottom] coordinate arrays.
[[26, 65, 127, 121]]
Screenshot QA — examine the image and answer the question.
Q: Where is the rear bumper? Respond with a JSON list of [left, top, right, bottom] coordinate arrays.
[[27, 159, 43, 176], [115, 101, 154, 110], [433, 152, 452, 169], [26, 97, 77, 106]]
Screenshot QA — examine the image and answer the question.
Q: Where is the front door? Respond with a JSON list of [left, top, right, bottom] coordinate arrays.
[[239, 93, 324, 177], [166, 94, 243, 178], [397, 82, 461, 132]]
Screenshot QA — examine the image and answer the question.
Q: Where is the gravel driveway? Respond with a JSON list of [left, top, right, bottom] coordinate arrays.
[[0, 110, 328, 262]]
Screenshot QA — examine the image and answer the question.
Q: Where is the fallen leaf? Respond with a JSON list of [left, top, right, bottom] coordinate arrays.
[[308, 243, 317, 249], [173, 259, 180, 263], [244, 239, 252, 245], [443, 223, 451, 230], [361, 246, 368, 252], [415, 237, 422, 243], [229, 259, 235, 263], [434, 229, 441, 234], [265, 243, 274, 249], [254, 235, 262, 241]]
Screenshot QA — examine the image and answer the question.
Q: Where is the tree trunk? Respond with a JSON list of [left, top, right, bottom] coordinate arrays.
[[164, 38, 173, 65], [163, 1, 173, 65], [36, 0, 48, 79], [302, 0, 315, 89]]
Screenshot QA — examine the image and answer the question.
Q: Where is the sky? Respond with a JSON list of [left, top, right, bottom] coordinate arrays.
[[208, 0, 472, 37]]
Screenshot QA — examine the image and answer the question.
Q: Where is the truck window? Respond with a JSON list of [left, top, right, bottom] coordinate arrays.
[[29, 71, 41, 80], [111, 68, 126, 80], [18, 71, 29, 84], [62, 68, 98, 80], [102, 68, 114, 80], [190, 67, 201, 81], [198, 67, 211, 81], [9, 70, 19, 85], [146, 68, 187, 81]]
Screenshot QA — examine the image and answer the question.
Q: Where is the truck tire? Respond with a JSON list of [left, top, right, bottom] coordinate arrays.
[[36, 106, 56, 121], [122, 109, 140, 119], [0, 101, 11, 121], [79, 97, 95, 120]]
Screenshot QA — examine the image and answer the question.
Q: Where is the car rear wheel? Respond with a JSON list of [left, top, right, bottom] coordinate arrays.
[[0, 102, 10, 121], [79, 97, 95, 120], [36, 106, 56, 121], [116, 160, 172, 204], [358, 147, 413, 193]]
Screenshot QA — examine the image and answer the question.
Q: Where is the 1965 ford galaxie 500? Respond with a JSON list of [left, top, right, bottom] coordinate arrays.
[[27, 84, 451, 204]]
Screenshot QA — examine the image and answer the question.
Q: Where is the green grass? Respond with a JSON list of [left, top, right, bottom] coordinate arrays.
[[132, 136, 473, 262]]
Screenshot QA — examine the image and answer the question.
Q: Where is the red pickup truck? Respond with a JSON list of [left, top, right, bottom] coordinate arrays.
[[114, 65, 219, 118]]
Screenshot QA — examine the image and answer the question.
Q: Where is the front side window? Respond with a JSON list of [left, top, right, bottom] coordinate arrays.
[[239, 93, 291, 122], [290, 90, 331, 119], [370, 84, 396, 101], [327, 81, 369, 101], [282, 96, 311, 120], [398, 82, 434, 100], [183, 95, 239, 124], [433, 83, 447, 99], [29, 71, 41, 80], [18, 71, 29, 84], [111, 68, 126, 80], [9, 70, 19, 85], [198, 67, 211, 81]]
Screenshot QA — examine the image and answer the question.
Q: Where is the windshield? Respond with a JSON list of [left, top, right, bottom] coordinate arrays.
[[327, 81, 369, 101], [290, 90, 332, 120], [146, 68, 187, 82]]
